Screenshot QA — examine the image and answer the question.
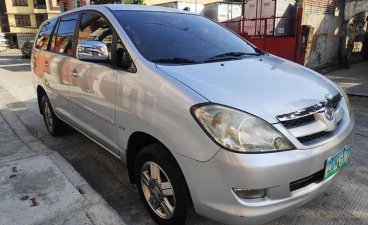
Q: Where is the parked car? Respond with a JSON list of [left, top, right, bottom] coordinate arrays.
[[21, 41, 34, 58], [31, 5, 354, 225]]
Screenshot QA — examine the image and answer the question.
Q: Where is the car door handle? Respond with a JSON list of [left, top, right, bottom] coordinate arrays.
[[44, 61, 49, 67], [71, 70, 79, 78]]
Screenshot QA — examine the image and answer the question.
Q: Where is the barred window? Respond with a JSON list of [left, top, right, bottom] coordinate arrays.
[[12, 0, 28, 6], [34, 0, 46, 9], [36, 14, 48, 27], [15, 15, 31, 27], [305, 0, 337, 15]]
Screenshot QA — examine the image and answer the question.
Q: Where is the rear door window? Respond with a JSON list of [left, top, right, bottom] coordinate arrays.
[[35, 18, 57, 51], [51, 13, 79, 56]]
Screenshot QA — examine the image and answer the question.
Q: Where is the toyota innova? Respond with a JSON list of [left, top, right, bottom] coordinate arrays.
[[32, 4, 354, 225]]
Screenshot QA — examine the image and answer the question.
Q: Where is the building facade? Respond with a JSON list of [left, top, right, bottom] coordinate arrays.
[[1, 0, 61, 48]]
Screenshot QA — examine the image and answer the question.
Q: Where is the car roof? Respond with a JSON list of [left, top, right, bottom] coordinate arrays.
[[103, 4, 193, 14], [39, 4, 194, 30]]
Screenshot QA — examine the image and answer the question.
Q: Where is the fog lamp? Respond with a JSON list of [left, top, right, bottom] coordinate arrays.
[[232, 188, 266, 199]]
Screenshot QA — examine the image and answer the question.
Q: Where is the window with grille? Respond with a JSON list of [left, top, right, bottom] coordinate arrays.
[[36, 14, 48, 27], [15, 15, 31, 27], [34, 0, 46, 9], [12, 0, 28, 6], [305, 0, 337, 15]]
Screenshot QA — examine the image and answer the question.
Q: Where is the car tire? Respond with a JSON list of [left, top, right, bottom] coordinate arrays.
[[41, 95, 68, 136], [135, 143, 197, 225]]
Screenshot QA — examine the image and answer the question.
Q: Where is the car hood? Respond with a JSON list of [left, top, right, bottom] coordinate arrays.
[[157, 55, 339, 123]]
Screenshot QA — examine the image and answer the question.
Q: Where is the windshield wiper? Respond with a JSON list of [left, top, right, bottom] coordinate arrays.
[[205, 52, 261, 62], [152, 57, 200, 64]]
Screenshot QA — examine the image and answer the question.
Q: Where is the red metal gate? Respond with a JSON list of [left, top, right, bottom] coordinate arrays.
[[221, 14, 301, 63]]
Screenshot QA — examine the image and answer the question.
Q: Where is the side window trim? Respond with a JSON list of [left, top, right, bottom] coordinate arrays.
[[115, 34, 137, 73], [72, 12, 82, 57], [47, 18, 59, 52], [49, 12, 80, 57], [35, 18, 58, 51]]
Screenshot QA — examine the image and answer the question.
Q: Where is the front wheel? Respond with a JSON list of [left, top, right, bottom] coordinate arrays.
[[135, 144, 196, 225]]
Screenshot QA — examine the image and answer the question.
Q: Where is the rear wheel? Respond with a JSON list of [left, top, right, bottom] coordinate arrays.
[[41, 95, 68, 136], [135, 144, 196, 225]]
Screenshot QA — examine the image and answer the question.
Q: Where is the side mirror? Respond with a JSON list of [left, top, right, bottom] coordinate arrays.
[[77, 40, 109, 62]]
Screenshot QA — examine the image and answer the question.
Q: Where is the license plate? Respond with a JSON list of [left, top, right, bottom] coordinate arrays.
[[324, 145, 352, 180]]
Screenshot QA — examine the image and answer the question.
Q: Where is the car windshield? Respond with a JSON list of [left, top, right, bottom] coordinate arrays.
[[113, 11, 259, 64]]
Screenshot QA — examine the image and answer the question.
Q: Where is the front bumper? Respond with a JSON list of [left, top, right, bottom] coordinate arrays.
[[177, 116, 353, 225]]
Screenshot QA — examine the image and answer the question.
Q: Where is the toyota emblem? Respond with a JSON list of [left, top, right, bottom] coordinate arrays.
[[324, 105, 335, 121]]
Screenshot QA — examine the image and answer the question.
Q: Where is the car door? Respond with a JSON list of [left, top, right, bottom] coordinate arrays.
[[44, 13, 78, 115], [67, 12, 118, 154], [33, 18, 57, 87]]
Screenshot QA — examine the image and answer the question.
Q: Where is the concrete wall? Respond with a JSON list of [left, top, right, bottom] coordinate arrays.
[[345, 0, 368, 21], [344, 0, 368, 63], [302, 0, 344, 69], [275, 0, 296, 16]]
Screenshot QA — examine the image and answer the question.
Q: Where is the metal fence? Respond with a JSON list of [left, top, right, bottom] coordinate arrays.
[[221, 16, 297, 38]]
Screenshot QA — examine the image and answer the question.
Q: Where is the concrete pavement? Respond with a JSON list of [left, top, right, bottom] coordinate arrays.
[[326, 61, 368, 97]]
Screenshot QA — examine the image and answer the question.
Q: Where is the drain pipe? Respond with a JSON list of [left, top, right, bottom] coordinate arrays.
[[338, 0, 346, 67]]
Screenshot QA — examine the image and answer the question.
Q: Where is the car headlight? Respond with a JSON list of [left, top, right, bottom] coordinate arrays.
[[191, 104, 295, 153]]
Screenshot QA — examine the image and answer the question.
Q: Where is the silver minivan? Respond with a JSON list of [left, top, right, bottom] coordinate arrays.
[[32, 4, 354, 225]]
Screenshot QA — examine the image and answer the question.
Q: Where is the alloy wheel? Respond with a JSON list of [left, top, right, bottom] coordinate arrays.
[[43, 101, 53, 131], [141, 161, 176, 219]]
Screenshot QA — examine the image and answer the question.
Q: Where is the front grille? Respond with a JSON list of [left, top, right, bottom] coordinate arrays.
[[297, 131, 330, 143], [290, 169, 324, 192], [297, 120, 342, 144], [278, 94, 343, 144], [281, 115, 315, 129]]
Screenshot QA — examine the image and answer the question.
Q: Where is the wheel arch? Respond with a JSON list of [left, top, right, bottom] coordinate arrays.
[[126, 131, 183, 185], [37, 85, 47, 115]]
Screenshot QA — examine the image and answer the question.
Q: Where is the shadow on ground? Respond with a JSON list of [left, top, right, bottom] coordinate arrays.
[[0, 65, 31, 72], [0, 55, 30, 65]]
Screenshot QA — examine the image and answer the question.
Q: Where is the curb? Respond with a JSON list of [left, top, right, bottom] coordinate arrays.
[[0, 104, 126, 225]]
